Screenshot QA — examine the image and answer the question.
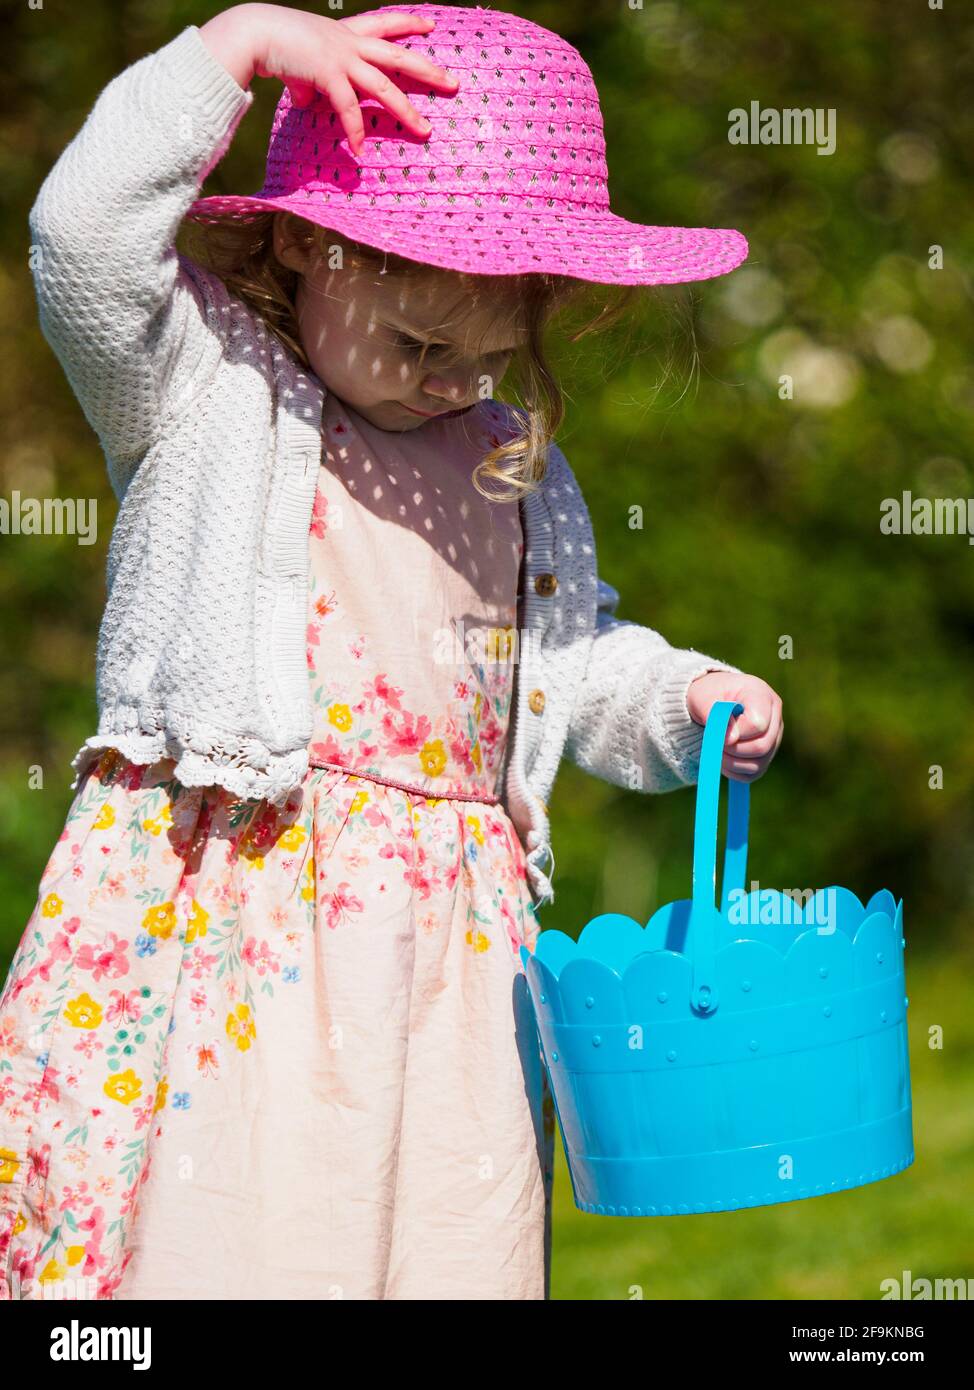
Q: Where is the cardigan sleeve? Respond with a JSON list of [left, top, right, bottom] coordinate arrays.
[[563, 576, 744, 793], [27, 25, 253, 497]]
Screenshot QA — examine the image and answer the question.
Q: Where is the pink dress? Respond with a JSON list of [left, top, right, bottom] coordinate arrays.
[[0, 398, 555, 1301]]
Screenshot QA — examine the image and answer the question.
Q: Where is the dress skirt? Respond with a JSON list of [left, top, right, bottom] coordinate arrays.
[[0, 749, 554, 1299]]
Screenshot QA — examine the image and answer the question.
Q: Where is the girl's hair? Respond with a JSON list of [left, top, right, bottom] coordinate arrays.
[[177, 210, 644, 502]]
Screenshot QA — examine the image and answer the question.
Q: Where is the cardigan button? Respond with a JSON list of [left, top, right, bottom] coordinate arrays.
[[528, 689, 546, 715], [534, 572, 558, 596]]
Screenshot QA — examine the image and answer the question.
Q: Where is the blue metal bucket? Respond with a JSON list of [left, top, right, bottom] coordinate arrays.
[[519, 700, 915, 1216]]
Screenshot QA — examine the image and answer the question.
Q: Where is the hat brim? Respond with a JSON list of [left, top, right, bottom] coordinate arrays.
[[184, 193, 747, 287]]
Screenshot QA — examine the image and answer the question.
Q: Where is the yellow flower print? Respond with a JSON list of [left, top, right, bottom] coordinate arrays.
[[64, 993, 103, 1030], [0, 1148, 21, 1183], [466, 928, 491, 953], [185, 899, 209, 943], [420, 739, 447, 778], [466, 816, 485, 847], [471, 741, 483, 773], [154, 1077, 168, 1114], [473, 691, 483, 724], [12, 1211, 28, 1236], [103, 1069, 143, 1105], [93, 802, 116, 830], [41, 892, 63, 918], [276, 822, 308, 852], [348, 789, 369, 816], [328, 703, 353, 732], [142, 802, 174, 836], [424, 797, 444, 810], [143, 902, 177, 940], [300, 855, 315, 902], [65, 1245, 86, 1268], [38, 1258, 66, 1286], [226, 1003, 256, 1052]]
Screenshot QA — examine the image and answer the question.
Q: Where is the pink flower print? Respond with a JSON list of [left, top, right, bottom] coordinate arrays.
[[100, 1127, 123, 1155], [403, 849, 443, 902], [34, 1069, 64, 1107], [381, 708, 432, 757], [72, 1031, 104, 1061], [340, 847, 369, 873], [309, 734, 346, 766], [184, 946, 218, 981], [479, 714, 503, 759], [449, 729, 478, 777], [60, 1182, 95, 1213], [499, 895, 522, 953], [485, 815, 511, 849], [34, 926, 78, 985], [321, 882, 365, 930], [241, 937, 281, 976], [74, 933, 130, 983], [363, 673, 404, 712], [309, 486, 325, 533], [74, 1205, 110, 1279], [309, 486, 331, 538], [26, 1143, 52, 1189], [132, 1100, 156, 1132], [188, 985, 215, 1026]]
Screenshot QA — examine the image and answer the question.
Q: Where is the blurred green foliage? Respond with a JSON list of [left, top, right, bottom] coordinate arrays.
[[2, 0, 972, 1296]]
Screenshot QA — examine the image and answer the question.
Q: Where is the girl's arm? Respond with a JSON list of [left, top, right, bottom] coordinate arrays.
[[564, 578, 744, 793], [27, 5, 457, 497], [28, 25, 254, 494]]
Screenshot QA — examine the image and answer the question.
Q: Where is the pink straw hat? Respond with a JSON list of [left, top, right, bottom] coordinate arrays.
[[186, 2, 748, 286]]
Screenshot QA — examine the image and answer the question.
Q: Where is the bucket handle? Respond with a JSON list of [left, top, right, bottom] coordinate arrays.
[[688, 700, 751, 1014]]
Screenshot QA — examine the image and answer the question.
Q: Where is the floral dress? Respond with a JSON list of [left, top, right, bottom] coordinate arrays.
[[0, 398, 555, 1301]]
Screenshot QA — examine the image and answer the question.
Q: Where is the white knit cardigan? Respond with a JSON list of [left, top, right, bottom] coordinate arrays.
[[27, 25, 739, 910]]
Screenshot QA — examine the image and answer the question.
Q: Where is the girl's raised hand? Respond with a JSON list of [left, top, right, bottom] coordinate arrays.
[[200, 3, 460, 154]]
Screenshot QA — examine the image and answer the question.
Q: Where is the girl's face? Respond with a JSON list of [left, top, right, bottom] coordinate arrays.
[[273, 216, 525, 432]]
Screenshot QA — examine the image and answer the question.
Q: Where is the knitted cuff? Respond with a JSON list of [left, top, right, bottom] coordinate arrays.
[[158, 26, 255, 181], [653, 653, 744, 784]]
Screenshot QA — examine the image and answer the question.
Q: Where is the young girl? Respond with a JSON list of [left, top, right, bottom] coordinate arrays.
[[1, 3, 783, 1301]]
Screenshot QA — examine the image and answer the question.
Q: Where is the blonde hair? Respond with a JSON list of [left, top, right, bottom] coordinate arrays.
[[176, 211, 643, 502]]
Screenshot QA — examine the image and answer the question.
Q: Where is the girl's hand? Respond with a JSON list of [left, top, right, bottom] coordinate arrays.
[[199, 3, 460, 153], [686, 673, 783, 782]]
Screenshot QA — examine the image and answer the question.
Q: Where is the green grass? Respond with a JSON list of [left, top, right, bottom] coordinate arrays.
[[549, 950, 974, 1300]]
